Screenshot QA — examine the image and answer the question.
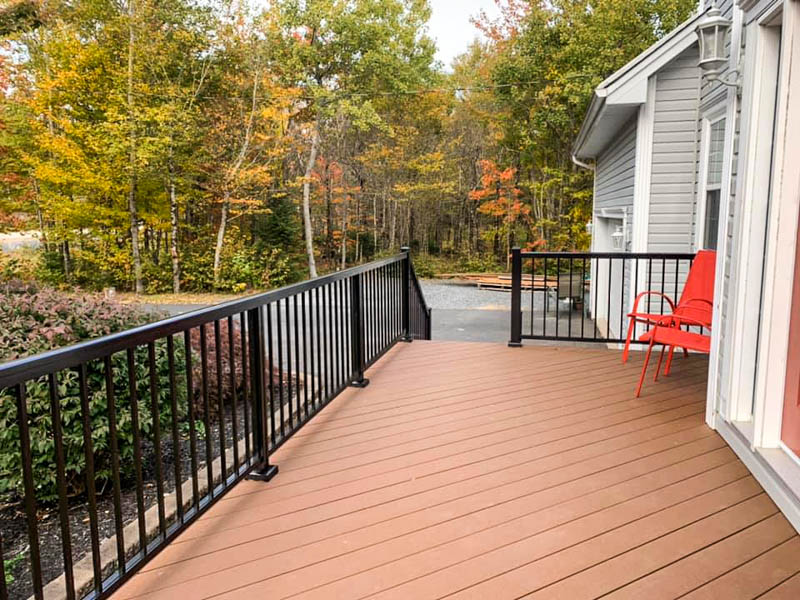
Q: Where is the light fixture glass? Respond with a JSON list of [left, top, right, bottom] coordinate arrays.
[[696, 4, 732, 73], [611, 226, 624, 250]]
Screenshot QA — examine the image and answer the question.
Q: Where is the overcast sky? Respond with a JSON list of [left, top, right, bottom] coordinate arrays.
[[428, 0, 501, 70]]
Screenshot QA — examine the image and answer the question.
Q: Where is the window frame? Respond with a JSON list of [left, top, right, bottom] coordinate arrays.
[[696, 111, 728, 250]]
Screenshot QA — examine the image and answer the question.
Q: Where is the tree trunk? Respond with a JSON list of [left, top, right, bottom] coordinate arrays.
[[302, 125, 320, 277], [340, 193, 347, 270], [169, 155, 180, 293], [389, 198, 397, 250], [213, 190, 230, 288], [325, 165, 333, 262], [62, 240, 70, 281], [127, 0, 143, 294]]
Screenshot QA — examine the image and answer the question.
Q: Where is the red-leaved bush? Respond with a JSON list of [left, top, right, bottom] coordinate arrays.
[[0, 281, 151, 362], [188, 320, 293, 417]]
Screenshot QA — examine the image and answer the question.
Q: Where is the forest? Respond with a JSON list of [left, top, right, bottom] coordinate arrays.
[[0, 0, 696, 293]]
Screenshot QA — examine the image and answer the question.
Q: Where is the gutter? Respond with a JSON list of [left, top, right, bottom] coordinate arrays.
[[571, 154, 595, 171]]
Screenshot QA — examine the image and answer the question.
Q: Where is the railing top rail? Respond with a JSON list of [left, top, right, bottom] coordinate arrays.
[[408, 263, 430, 313], [0, 253, 407, 388], [518, 251, 697, 260]]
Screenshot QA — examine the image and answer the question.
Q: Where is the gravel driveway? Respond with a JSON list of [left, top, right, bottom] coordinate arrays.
[[141, 279, 592, 345]]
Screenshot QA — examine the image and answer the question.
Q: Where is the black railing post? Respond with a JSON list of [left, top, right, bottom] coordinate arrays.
[[246, 306, 279, 482], [426, 307, 432, 340], [349, 274, 370, 387], [400, 246, 412, 342], [509, 247, 522, 347]]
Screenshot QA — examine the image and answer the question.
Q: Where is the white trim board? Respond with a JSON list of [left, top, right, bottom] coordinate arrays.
[[716, 418, 800, 534], [631, 77, 656, 253]]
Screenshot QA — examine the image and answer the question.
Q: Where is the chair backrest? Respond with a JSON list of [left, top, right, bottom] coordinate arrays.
[[676, 249, 716, 325]]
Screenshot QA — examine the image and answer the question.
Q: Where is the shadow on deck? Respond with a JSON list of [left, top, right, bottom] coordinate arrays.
[[112, 341, 800, 600]]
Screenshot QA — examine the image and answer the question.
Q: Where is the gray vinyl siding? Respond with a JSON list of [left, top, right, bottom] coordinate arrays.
[[698, 0, 738, 413], [649, 45, 701, 256], [594, 117, 637, 212]]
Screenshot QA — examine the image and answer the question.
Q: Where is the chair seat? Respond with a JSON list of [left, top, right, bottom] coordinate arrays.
[[638, 327, 711, 354]]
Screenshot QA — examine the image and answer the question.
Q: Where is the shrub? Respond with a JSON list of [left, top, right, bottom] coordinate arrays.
[[0, 285, 186, 502]]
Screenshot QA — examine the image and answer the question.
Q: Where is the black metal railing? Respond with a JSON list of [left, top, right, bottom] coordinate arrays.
[[508, 249, 697, 346], [407, 252, 432, 341], [0, 251, 430, 600]]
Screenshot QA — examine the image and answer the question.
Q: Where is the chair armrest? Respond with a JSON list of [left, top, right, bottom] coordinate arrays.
[[631, 291, 676, 315]]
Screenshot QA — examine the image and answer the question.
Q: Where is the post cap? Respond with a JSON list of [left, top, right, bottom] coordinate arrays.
[[400, 246, 410, 253]]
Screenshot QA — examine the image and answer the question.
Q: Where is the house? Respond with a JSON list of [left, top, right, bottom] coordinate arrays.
[[572, 11, 704, 339], [574, 0, 800, 534]]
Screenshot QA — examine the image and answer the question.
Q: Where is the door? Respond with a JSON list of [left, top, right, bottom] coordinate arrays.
[[781, 213, 800, 456]]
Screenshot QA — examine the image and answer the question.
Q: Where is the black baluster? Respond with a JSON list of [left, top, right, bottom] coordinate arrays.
[[246, 306, 279, 482], [16, 383, 43, 599], [213, 321, 227, 480], [227, 316, 240, 472], [167, 336, 184, 516], [126, 348, 147, 554], [102, 359, 125, 580], [147, 343, 167, 536], [199, 325, 214, 495], [78, 364, 102, 593], [183, 332, 200, 507], [240, 313, 251, 461]]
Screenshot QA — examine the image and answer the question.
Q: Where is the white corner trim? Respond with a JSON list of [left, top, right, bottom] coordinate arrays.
[[631, 76, 656, 253], [705, 7, 744, 430], [716, 418, 800, 534]]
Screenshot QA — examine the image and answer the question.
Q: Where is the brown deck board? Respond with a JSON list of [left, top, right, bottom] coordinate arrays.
[[111, 341, 800, 600]]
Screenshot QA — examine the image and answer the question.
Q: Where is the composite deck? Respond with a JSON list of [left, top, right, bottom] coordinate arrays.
[[113, 341, 800, 600]]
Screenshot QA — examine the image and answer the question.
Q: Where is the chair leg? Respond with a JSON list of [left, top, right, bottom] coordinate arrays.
[[622, 319, 636, 363], [636, 340, 655, 397], [683, 347, 689, 359], [654, 344, 666, 382], [665, 346, 676, 376]]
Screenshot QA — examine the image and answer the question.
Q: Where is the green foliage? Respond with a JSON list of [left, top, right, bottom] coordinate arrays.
[[0, 286, 186, 502], [411, 253, 505, 278], [0, 0, 696, 290], [3, 551, 24, 584]]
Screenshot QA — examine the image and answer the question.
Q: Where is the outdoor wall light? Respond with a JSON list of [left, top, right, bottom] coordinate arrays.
[[611, 226, 625, 250], [696, 3, 741, 88]]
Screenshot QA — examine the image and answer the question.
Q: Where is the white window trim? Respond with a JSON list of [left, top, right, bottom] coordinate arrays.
[[695, 111, 727, 250]]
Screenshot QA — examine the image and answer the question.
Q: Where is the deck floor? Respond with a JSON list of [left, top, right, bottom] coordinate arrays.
[[114, 341, 800, 600]]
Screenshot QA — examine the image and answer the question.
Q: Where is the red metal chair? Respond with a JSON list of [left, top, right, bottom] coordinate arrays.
[[635, 305, 712, 397], [622, 249, 717, 363]]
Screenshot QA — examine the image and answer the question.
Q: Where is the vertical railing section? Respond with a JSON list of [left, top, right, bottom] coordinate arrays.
[[509, 248, 697, 345], [0, 252, 430, 600], [403, 246, 433, 341]]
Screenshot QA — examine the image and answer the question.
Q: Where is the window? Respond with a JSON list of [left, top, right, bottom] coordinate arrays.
[[703, 118, 726, 249]]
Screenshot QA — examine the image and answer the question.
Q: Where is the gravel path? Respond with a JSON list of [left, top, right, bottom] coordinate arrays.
[[139, 279, 593, 344], [419, 280, 531, 311]]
